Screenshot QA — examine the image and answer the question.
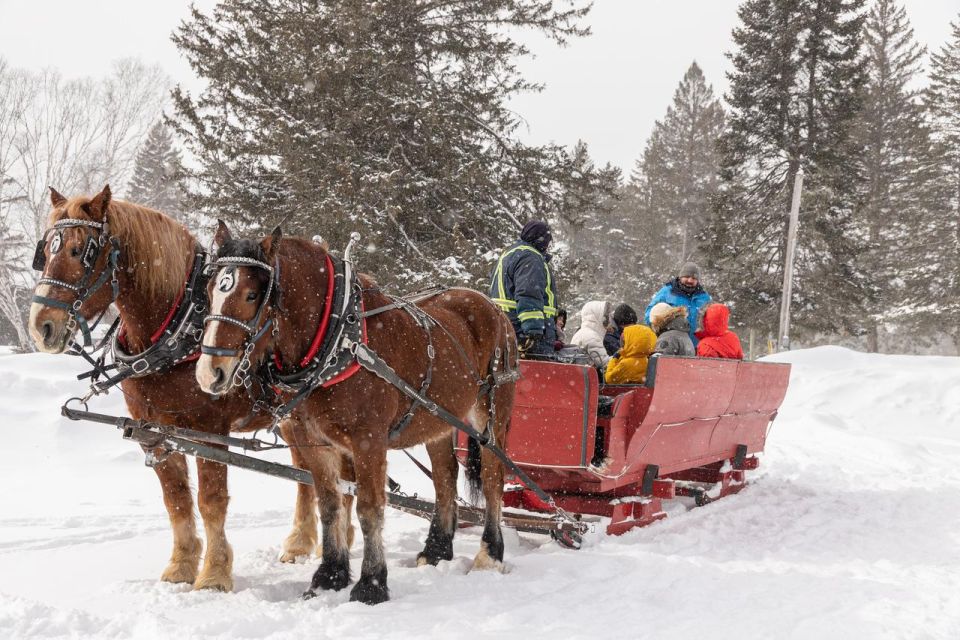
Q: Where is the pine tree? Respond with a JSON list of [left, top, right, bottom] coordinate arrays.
[[853, 0, 948, 352], [169, 0, 611, 288], [922, 16, 960, 351], [640, 62, 725, 266], [702, 0, 869, 342], [127, 121, 190, 223], [553, 140, 623, 307]]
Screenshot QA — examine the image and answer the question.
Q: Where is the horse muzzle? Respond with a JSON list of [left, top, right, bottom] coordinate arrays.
[[29, 295, 74, 354], [196, 354, 236, 395]]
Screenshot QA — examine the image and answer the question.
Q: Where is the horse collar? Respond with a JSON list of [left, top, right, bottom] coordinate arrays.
[[268, 252, 366, 393], [107, 248, 210, 386]]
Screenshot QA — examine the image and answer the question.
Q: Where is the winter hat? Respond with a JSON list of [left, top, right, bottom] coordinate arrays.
[[520, 220, 552, 252], [612, 303, 638, 328], [648, 302, 674, 328], [678, 262, 700, 279]]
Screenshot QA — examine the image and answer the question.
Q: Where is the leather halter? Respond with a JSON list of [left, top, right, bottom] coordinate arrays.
[[32, 217, 120, 348]]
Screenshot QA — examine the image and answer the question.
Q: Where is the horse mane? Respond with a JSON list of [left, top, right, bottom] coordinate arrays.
[[53, 197, 196, 301]]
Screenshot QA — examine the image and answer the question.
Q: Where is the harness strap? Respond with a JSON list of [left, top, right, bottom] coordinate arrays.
[[349, 340, 554, 506]]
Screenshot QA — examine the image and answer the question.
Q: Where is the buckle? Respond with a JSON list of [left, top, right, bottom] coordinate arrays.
[[132, 358, 150, 375]]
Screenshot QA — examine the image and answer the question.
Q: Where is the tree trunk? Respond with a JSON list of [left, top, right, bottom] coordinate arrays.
[[866, 321, 879, 353]]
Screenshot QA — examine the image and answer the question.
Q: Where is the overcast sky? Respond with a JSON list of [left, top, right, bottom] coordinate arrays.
[[1, 0, 957, 173]]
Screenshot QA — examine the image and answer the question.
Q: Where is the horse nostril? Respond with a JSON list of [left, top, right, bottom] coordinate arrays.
[[213, 367, 226, 387], [41, 321, 54, 342]]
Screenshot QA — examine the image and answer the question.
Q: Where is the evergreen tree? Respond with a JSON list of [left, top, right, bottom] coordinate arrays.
[[853, 0, 948, 352], [553, 140, 623, 308], [169, 0, 611, 288], [922, 16, 960, 351], [702, 0, 869, 342], [640, 62, 725, 266], [127, 121, 190, 223]]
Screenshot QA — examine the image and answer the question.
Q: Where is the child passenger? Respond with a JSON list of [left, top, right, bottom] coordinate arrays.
[[695, 303, 744, 359], [604, 324, 657, 384]]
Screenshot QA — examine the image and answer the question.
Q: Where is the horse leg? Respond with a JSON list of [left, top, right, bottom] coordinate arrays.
[[152, 451, 202, 584], [340, 453, 357, 551], [303, 447, 352, 596], [278, 420, 319, 563], [417, 435, 459, 566], [193, 456, 233, 591], [349, 443, 390, 605], [471, 394, 510, 572]]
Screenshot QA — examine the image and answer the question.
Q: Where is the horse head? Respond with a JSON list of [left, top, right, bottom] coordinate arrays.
[[197, 220, 283, 395], [29, 185, 118, 353]]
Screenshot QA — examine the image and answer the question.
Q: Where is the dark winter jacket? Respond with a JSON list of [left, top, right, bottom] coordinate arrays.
[[644, 278, 712, 346], [603, 326, 622, 356], [695, 304, 744, 360], [651, 306, 696, 357], [489, 240, 558, 340]]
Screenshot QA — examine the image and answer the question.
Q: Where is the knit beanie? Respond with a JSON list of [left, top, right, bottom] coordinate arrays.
[[678, 262, 700, 279], [520, 220, 552, 252]]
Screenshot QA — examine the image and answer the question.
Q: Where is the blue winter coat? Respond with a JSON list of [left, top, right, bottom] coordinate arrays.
[[489, 241, 558, 341], [643, 278, 712, 346]]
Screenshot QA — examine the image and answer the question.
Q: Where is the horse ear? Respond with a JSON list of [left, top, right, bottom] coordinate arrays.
[[213, 219, 233, 247], [49, 187, 67, 207], [85, 185, 111, 221], [261, 226, 282, 261]]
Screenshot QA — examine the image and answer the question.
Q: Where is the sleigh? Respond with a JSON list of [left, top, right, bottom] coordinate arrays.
[[455, 356, 791, 536], [63, 353, 790, 544]]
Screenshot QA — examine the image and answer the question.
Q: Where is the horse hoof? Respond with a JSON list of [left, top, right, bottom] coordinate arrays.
[[160, 562, 198, 584], [416, 552, 443, 567], [301, 589, 318, 600], [311, 562, 351, 591], [193, 573, 233, 592], [349, 577, 390, 605]]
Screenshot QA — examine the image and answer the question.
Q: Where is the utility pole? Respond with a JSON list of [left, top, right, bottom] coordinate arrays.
[[778, 167, 804, 351]]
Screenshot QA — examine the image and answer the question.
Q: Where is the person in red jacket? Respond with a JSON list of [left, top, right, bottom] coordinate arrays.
[[695, 303, 744, 359]]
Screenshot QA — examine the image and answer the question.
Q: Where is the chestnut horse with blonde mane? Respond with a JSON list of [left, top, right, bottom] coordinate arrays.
[[29, 185, 351, 591], [196, 223, 517, 604]]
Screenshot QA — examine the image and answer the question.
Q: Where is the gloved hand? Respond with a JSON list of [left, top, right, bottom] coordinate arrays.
[[519, 335, 539, 354], [553, 340, 564, 351]]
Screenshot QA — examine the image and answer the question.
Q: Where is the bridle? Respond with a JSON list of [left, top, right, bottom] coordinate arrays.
[[32, 218, 121, 348], [201, 255, 280, 389]]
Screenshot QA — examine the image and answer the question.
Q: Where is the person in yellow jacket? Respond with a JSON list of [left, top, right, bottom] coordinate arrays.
[[604, 323, 657, 384]]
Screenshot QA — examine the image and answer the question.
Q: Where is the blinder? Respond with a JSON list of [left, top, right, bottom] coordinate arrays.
[[32, 239, 47, 271]]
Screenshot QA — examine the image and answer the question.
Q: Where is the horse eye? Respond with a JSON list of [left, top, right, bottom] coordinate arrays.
[[246, 290, 259, 302], [70, 245, 81, 257]]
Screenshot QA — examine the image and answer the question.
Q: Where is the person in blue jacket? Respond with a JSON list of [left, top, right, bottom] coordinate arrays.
[[489, 220, 559, 357], [643, 262, 712, 346]]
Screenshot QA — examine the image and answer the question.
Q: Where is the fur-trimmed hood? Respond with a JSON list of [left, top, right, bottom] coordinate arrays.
[[651, 305, 689, 336]]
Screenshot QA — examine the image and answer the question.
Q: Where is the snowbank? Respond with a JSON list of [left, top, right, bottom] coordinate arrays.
[[0, 347, 958, 639]]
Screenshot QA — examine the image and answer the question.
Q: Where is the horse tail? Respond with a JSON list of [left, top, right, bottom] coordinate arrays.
[[465, 435, 483, 504]]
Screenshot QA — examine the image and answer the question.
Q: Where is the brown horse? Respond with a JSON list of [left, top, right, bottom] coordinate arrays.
[[28, 185, 351, 591], [196, 223, 517, 604]]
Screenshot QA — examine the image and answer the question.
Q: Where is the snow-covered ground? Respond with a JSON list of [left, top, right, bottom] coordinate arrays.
[[1, 347, 958, 639]]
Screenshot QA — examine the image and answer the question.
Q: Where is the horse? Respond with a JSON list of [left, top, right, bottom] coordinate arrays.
[[195, 222, 517, 604], [28, 185, 353, 591]]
